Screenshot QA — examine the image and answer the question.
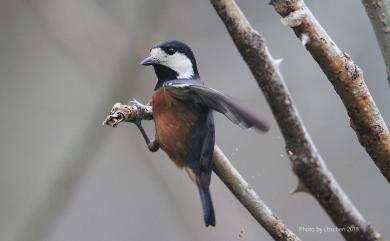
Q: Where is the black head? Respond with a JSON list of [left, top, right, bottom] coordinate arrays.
[[140, 40, 199, 89]]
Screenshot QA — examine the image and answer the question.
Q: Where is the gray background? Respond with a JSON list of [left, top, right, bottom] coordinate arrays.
[[0, 0, 389, 241]]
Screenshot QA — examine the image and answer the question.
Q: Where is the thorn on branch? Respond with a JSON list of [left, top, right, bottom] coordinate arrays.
[[300, 33, 310, 46], [273, 58, 284, 69], [291, 180, 310, 195]]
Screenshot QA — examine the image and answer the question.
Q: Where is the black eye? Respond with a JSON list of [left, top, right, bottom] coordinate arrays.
[[166, 48, 176, 55]]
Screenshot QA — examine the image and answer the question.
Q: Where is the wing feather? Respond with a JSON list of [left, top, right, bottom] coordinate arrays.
[[164, 81, 269, 132]]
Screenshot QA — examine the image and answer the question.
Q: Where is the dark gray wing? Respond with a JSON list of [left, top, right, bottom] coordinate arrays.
[[164, 81, 269, 132]]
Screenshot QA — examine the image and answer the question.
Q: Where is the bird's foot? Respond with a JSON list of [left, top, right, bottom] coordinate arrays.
[[148, 140, 160, 152], [129, 99, 146, 127]]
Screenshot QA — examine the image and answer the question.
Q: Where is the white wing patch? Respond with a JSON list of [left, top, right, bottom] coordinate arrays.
[[150, 47, 194, 79]]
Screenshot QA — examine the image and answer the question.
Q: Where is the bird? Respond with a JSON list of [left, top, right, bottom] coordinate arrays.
[[131, 40, 269, 227]]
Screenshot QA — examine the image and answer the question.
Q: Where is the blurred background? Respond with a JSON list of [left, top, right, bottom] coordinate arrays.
[[0, 0, 389, 241]]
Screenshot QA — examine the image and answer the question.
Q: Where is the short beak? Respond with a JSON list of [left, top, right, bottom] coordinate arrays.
[[140, 55, 159, 66]]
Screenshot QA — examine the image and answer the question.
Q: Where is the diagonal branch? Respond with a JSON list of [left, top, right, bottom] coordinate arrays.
[[209, 0, 385, 240], [270, 0, 390, 182], [213, 146, 299, 241], [362, 0, 390, 85], [103, 103, 301, 241]]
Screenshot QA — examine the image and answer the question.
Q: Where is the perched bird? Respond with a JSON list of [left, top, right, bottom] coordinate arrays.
[[132, 40, 268, 227]]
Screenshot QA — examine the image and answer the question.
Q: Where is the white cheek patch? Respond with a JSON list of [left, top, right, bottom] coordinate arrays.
[[150, 48, 167, 62], [166, 52, 194, 79], [150, 48, 194, 79]]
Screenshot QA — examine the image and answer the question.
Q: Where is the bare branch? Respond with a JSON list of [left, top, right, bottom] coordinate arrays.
[[212, 146, 300, 241], [362, 0, 390, 84], [270, 0, 390, 182], [102, 102, 153, 127], [103, 103, 301, 241], [209, 0, 385, 240]]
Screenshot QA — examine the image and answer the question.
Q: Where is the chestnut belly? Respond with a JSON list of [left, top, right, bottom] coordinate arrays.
[[152, 88, 198, 167]]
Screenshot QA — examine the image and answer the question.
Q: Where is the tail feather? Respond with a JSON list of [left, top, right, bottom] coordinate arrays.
[[197, 183, 216, 227]]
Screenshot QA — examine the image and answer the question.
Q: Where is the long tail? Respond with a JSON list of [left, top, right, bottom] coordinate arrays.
[[197, 182, 216, 227]]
